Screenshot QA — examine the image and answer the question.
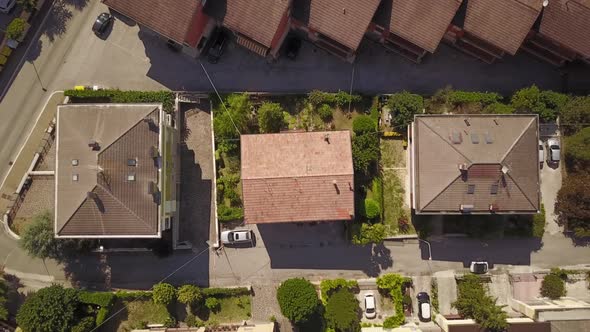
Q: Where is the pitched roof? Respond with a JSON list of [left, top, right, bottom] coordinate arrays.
[[308, 0, 381, 50], [56, 104, 162, 237], [223, 0, 291, 48], [413, 115, 540, 213], [539, 0, 590, 58], [241, 131, 354, 224], [463, 0, 544, 54], [389, 0, 463, 53], [103, 0, 202, 45]]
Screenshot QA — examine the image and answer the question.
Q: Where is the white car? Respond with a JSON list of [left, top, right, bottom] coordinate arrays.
[[0, 0, 16, 13], [470, 261, 489, 274], [546, 138, 560, 163], [364, 293, 376, 319], [220, 230, 252, 245], [538, 140, 544, 167]]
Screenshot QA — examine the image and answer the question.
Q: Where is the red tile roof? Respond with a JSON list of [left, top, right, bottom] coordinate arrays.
[[308, 0, 381, 51], [241, 131, 354, 224], [103, 0, 202, 45], [223, 0, 291, 48], [389, 0, 463, 53], [539, 0, 590, 58], [463, 0, 544, 54]]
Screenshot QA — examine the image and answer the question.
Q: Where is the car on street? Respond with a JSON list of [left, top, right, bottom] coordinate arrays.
[[364, 293, 376, 319], [539, 140, 544, 167], [92, 12, 113, 36], [470, 261, 489, 274], [0, 0, 16, 13], [417, 292, 431, 322], [284, 37, 302, 60], [546, 138, 560, 164], [220, 229, 252, 245], [207, 29, 228, 64]]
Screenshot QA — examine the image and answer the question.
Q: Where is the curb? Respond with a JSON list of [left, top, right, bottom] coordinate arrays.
[[2, 213, 20, 240]]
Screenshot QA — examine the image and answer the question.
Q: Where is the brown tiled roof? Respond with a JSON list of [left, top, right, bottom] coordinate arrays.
[[241, 131, 354, 224], [413, 115, 540, 213], [223, 0, 291, 48], [56, 104, 162, 237], [389, 0, 463, 53], [308, 0, 381, 51], [463, 0, 544, 54], [539, 0, 590, 58], [103, 0, 202, 45]]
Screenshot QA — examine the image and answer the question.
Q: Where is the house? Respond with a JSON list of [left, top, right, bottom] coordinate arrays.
[[54, 104, 178, 238], [522, 0, 590, 66], [445, 0, 544, 63], [410, 115, 540, 214], [219, 0, 292, 58], [240, 131, 354, 224], [368, 0, 463, 63], [102, 0, 215, 57], [292, 0, 381, 62]]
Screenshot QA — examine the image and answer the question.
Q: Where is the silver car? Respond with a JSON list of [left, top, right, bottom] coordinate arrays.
[[220, 230, 252, 245], [546, 138, 560, 163], [538, 140, 544, 167], [364, 293, 377, 319]]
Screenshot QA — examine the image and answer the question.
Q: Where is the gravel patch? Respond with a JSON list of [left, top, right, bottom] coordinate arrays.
[[251, 284, 293, 332]]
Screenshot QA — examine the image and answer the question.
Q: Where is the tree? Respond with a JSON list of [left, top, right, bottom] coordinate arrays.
[[555, 172, 590, 238], [6, 18, 25, 40], [16, 285, 79, 332], [258, 102, 285, 133], [17, 0, 38, 12], [564, 127, 590, 171], [152, 283, 177, 306], [352, 134, 379, 174], [19, 211, 61, 260], [510, 85, 564, 122], [560, 97, 590, 135], [324, 288, 360, 332], [540, 274, 566, 299], [71, 316, 95, 332], [214, 93, 252, 139], [352, 115, 377, 135], [388, 92, 423, 128], [277, 278, 319, 324], [177, 285, 203, 310], [452, 275, 507, 331], [205, 297, 221, 312], [352, 223, 386, 245]]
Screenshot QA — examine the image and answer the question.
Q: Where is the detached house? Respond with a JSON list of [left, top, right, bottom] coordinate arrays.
[[410, 115, 540, 214], [369, 0, 463, 63], [240, 131, 354, 224], [522, 0, 590, 66], [292, 0, 381, 62], [446, 0, 544, 63], [55, 104, 178, 238]]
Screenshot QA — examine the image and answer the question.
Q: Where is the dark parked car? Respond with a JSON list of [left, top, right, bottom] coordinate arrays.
[[207, 29, 228, 64], [417, 292, 431, 322], [285, 37, 302, 60], [92, 13, 113, 36]]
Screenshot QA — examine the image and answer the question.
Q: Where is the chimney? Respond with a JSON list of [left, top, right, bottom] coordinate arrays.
[[324, 133, 330, 144], [88, 140, 100, 151]]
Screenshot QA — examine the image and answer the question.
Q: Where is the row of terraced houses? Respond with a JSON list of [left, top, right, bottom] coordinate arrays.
[[102, 0, 590, 66]]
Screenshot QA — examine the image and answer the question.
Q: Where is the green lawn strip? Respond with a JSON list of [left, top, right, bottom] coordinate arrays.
[[332, 109, 359, 131], [380, 140, 406, 168], [119, 300, 171, 331], [382, 171, 405, 235], [207, 295, 251, 323]]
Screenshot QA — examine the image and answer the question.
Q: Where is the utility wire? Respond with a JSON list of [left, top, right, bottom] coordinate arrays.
[[199, 61, 241, 136]]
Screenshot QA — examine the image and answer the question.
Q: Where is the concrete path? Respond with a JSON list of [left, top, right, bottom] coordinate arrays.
[[434, 271, 457, 315]]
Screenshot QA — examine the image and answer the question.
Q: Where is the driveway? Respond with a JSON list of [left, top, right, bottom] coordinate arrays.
[[410, 275, 432, 317], [433, 271, 457, 315], [539, 138, 563, 235]]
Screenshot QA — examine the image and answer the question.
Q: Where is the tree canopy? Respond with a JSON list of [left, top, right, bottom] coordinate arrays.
[[387, 91, 424, 128], [257, 102, 285, 133], [152, 283, 177, 306], [177, 285, 203, 309], [564, 127, 590, 171], [510, 85, 568, 122], [352, 134, 379, 174], [16, 285, 79, 332], [560, 97, 590, 135], [352, 115, 377, 135], [213, 93, 252, 139], [19, 211, 61, 260], [555, 172, 590, 238], [324, 288, 360, 332], [277, 278, 319, 324]]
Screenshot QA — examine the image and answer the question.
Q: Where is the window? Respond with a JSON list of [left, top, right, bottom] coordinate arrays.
[[127, 158, 137, 166], [71, 159, 79, 166], [72, 174, 79, 181], [127, 173, 136, 181], [467, 184, 475, 194], [490, 184, 499, 195]]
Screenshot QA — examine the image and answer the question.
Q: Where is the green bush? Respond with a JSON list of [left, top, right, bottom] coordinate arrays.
[[363, 198, 381, 220], [448, 91, 501, 107], [377, 274, 411, 329], [79, 291, 116, 326], [258, 102, 286, 133], [325, 288, 360, 332], [565, 127, 590, 171], [560, 96, 590, 135], [64, 89, 175, 113], [320, 279, 359, 304], [277, 278, 319, 324], [115, 290, 152, 300], [213, 94, 252, 139], [483, 103, 515, 114], [510, 85, 565, 122], [16, 285, 80, 332], [205, 297, 221, 312], [308, 90, 361, 106], [6, 18, 26, 40], [352, 223, 386, 245], [152, 283, 177, 306], [177, 285, 203, 309], [164, 316, 177, 328], [352, 134, 379, 174], [71, 316, 95, 332], [388, 91, 424, 128], [352, 115, 377, 135], [453, 274, 508, 331], [202, 287, 251, 298], [541, 274, 566, 299], [317, 104, 333, 122], [218, 205, 244, 222]]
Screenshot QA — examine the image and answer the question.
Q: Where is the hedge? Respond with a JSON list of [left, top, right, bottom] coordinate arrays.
[[202, 287, 251, 298], [64, 89, 175, 113], [218, 205, 244, 223], [79, 291, 116, 326], [115, 290, 153, 301], [308, 90, 362, 106]]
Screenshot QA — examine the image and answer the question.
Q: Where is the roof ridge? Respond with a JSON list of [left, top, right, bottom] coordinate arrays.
[[500, 117, 535, 163], [96, 184, 156, 232]]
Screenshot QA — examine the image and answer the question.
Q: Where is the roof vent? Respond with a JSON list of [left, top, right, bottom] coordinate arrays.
[[127, 158, 137, 166], [464, 119, 471, 126], [458, 163, 468, 171], [72, 174, 79, 181], [450, 131, 462, 144], [324, 133, 330, 143], [543, 0, 549, 7], [88, 140, 100, 151], [72, 159, 79, 166], [127, 173, 136, 181], [501, 165, 509, 174]]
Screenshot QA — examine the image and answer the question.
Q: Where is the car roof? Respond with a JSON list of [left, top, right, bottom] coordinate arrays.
[[420, 302, 431, 318], [365, 294, 375, 306]]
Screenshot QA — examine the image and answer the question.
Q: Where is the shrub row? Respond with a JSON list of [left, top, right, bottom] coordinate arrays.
[[64, 89, 175, 113], [79, 291, 116, 326], [202, 287, 251, 298], [308, 90, 362, 106]]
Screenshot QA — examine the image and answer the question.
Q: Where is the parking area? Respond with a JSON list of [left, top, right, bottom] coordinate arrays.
[[356, 288, 392, 324], [538, 127, 563, 235]]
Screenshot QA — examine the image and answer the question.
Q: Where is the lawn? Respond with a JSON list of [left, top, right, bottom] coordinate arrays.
[[117, 300, 171, 332], [382, 171, 413, 235], [332, 108, 360, 131], [207, 295, 251, 323], [380, 140, 406, 168]]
